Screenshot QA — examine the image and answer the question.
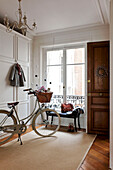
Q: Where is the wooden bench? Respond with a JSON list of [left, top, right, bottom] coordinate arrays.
[[46, 107, 84, 132]]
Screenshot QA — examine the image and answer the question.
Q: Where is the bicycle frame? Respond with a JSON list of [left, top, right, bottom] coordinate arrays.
[[12, 97, 44, 126]]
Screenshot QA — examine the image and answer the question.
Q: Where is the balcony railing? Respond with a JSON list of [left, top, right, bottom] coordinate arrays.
[[46, 95, 85, 111]]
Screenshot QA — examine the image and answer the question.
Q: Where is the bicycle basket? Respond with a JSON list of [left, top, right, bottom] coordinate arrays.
[[36, 92, 53, 103]]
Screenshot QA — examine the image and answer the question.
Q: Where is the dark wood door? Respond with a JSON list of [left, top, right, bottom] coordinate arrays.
[[87, 41, 109, 135]]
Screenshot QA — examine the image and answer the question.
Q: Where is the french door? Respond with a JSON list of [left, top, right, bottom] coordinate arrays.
[[43, 46, 86, 108]]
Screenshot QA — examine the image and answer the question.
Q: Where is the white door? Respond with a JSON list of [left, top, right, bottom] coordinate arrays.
[[43, 46, 86, 128]]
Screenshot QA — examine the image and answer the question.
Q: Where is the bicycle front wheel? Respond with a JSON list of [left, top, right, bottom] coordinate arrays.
[[32, 108, 61, 137], [0, 110, 17, 145]]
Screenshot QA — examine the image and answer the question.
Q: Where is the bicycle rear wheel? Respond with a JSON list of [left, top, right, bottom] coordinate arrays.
[[0, 110, 17, 145], [32, 108, 61, 137]]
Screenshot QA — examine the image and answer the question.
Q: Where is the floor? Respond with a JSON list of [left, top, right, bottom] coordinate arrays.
[[79, 135, 109, 170], [0, 127, 109, 170]]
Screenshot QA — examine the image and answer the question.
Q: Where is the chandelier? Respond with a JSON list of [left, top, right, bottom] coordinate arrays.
[[3, 0, 37, 35]]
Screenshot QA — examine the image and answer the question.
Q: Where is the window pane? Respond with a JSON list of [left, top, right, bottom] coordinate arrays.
[[66, 65, 85, 96], [47, 66, 63, 95], [66, 48, 85, 64], [47, 50, 63, 65]]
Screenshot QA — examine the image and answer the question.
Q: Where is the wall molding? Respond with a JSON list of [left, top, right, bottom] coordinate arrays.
[[36, 23, 107, 37], [34, 24, 109, 48]]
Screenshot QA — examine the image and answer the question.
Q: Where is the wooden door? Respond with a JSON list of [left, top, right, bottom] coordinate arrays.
[[87, 41, 109, 135]]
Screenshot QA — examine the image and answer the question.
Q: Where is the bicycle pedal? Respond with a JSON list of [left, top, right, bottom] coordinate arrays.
[[43, 120, 49, 125]]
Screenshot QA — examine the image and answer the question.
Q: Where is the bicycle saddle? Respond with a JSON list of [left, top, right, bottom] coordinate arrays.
[[7, 102, 19, 107]]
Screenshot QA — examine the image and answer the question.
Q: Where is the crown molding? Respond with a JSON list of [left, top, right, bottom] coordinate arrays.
[[35, 23, 109, 37]]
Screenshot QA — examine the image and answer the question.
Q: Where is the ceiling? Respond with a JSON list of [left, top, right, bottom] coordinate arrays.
[[0, 0, 110, 35]]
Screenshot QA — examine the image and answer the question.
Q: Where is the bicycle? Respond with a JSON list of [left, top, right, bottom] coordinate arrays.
[[0, 88, 61, 145]]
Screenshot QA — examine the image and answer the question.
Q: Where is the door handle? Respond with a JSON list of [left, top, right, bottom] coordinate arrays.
[[99, 93, 103, 96], [88, 80, 91, 83]]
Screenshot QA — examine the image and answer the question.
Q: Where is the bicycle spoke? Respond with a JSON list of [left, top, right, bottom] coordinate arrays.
[[32, 109, 61, 137], [0, 110, 17, 145], [0, 115, 8, 126]]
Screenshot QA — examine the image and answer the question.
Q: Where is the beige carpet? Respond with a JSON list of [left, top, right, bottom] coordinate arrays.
[[0, 131, 95, 170]]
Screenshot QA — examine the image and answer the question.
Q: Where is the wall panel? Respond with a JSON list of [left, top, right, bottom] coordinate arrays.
[[17, 66, 29, 102], [0, 60, 14, 104], [16, 35, 30, 117], [0, 30, 14, 59], [18, 102, 29, 120], [17, 37, 29, 62]]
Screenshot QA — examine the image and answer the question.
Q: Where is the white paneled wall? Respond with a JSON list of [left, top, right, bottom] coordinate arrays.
[[0, 25, 31, 120]]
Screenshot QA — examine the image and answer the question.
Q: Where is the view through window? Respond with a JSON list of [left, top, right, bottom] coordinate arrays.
[[66, 48, 85, 96]]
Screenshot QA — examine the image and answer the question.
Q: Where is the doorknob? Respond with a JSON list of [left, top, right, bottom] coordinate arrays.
[[99, 93, 103, 96]]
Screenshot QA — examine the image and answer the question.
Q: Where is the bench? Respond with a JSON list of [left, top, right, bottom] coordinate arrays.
[[46, 107, 84, 132]]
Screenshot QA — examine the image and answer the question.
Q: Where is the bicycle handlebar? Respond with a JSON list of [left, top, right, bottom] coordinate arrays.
[[23, 88, 37, 96], [23, 88, 32, 92], [23, 88, 48, 97], [28, 91, 36, 95]]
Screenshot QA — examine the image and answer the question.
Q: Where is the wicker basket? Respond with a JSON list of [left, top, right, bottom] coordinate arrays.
[[36, 92, 53, 103]]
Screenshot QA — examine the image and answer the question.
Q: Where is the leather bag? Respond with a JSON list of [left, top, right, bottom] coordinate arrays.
[[61, 103, 74, 113]]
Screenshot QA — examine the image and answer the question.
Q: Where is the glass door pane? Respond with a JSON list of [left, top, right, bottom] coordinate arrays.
[[47, 50, 63, 108], [66, 65, 85, 96], [47, 50, 63, 65], [47, 66, 63, 95], [66, 48, 85, 64], [66, 48, 85, 107]]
